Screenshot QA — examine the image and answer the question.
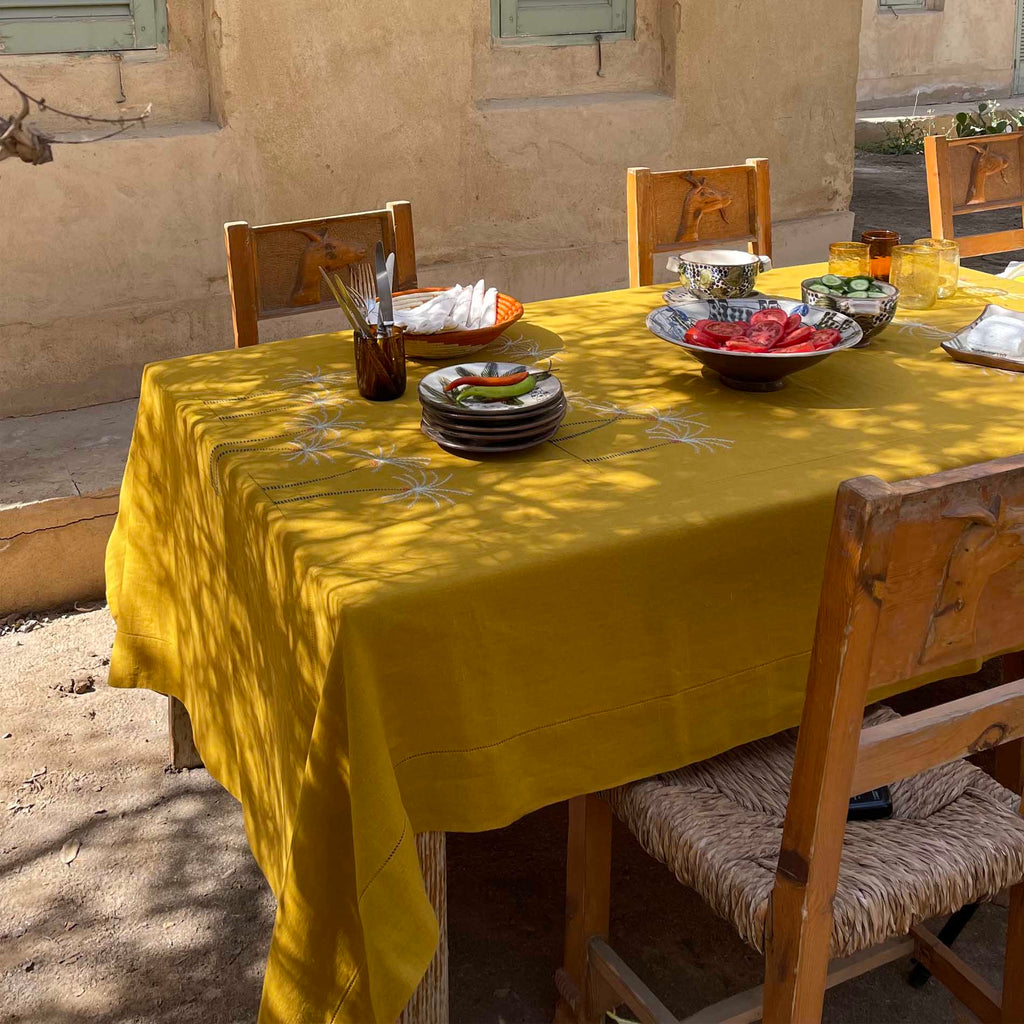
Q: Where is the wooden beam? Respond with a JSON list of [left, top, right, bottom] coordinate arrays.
[[852, 678, 1024, 795], [588, 938, 677, 1024], [680, 937, 914, 1024], [628, 167, 655, 288], [911, 924, 1001, 1024], [224, 221, 260, 348], [168, 696, 203, 769], [560, 794, 614, 1024], [957, 229, 1024, 258]]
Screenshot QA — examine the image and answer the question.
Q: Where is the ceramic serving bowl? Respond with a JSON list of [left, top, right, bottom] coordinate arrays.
[[647, 298, 862, 391], [667, 248, 773, 300], [800, 278, 899, 346]]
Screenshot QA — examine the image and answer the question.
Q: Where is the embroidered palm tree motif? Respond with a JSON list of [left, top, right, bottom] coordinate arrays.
[[346, 445, 430, 473], [379, 470, 469, 510], [276, 366, 350, 390], [921, 496, 1024, 663], [555, 397, 733, 460], [487, 333, 563, 363], [284, 436, 339, 464], [291, 407, 363, 438]]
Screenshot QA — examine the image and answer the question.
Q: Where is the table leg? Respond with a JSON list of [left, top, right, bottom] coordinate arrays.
[[398, 831, 449, 1024], [168, 696, 203, 769]]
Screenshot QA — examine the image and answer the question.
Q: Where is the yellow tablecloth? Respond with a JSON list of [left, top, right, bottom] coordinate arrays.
[[107, 264, 1024, 1023]]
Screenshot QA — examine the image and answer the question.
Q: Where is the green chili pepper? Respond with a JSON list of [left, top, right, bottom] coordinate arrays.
[[455, 376, 537, 404]]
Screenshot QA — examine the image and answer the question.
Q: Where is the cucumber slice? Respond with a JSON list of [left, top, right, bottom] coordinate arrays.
[[866, 287, 887, 297], [807, 283, 831, 295], [848, 277, 872, 291], [820, 274, 845, 288], [829, 288, 848, 297]]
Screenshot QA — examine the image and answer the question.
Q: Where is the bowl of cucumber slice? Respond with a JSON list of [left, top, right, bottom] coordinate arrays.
[[802, 275, 899, 346]]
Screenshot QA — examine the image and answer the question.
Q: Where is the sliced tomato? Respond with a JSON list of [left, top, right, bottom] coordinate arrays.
[[783, 313, 803, 335], [724, 340, 763, 352], [812, 340, 834, 351], [782, 325, 814, 346], [750, 308, 787, 327], [700, 320, 747, 340], [686, 326, 719, 348], [748, 321, 784, 347], [813, 328, 841, 349], [776, 341, 816, 353]]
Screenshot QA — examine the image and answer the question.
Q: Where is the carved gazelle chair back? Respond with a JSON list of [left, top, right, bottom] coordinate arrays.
[[925, 131, 1024, 258], [560, 454, 1024, 1024], [626, 159, 772, 287], [223, 201, 417, 348]]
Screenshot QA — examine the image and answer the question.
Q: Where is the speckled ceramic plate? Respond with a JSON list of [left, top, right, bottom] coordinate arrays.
[[418, 361, 562, 416], [663, 286, 772, 306], [421, 398, 567, 438], [420, 417, 563, 456]]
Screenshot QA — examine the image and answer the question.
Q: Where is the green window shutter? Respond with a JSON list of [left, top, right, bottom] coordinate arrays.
[[500, 0, 630, 39], [1015, 0, 1024, 95], [0, 0, 160, 55]]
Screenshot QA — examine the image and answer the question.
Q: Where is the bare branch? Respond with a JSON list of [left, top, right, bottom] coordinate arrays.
[[0, 70, 150, 128]]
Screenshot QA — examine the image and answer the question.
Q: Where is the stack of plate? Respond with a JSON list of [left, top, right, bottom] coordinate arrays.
[[417, 361, 566, 456]]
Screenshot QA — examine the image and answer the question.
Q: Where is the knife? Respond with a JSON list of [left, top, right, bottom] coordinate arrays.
[[374, 241, 394, 339]]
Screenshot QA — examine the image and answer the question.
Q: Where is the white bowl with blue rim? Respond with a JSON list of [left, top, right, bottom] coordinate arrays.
[[647, 297, 863, 392]]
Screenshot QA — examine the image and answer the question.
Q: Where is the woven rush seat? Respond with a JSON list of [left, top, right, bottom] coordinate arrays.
[[604, 707, 1024, 960]]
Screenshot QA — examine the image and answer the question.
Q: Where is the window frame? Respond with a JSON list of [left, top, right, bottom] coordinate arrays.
[[877, 0, 944, 11], [0, 0, 166, 56], [491, 0, 635, 46]]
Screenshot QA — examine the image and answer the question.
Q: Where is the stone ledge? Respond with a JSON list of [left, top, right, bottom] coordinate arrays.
[[0, 400, 135, 615]]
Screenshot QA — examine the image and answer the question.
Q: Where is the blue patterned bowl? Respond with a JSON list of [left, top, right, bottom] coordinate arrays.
[[647, 298, 863, 391]]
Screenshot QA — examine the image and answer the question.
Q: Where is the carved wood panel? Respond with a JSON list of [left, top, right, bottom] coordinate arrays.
[[866, 464, 1024, 693], [253, 215, 389, 317], [651, 167, 753, 249], [947, 134, 1024, 211]]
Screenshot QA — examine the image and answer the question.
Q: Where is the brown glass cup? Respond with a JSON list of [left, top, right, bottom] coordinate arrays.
[[354, 327, 406, 401], [860, 229, 901, 282]]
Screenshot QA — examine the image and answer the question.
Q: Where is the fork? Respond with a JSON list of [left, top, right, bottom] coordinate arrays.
[[349, 262, 377, 315]]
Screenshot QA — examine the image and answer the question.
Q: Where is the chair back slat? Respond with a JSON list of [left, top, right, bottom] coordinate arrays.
[[223, 201, 417, 347], [764, 454, 1024, 1021], [925, 132, 1024, 258], [853, 677, 1024, 795], [627, 160, 772, 287]]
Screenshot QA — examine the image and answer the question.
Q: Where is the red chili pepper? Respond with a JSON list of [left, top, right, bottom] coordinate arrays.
[[443, 370, 529, 393]]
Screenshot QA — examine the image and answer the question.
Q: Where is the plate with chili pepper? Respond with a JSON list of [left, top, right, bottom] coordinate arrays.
[[418, 362, 563, 415], [646, 299, 862, 392]]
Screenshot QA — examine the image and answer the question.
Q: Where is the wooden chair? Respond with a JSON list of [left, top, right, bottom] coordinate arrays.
[[925, 132, 1024, 258], [557, 454, 1024, 1024], [627, 160, 772, 287], [223, 201, 417, 348]]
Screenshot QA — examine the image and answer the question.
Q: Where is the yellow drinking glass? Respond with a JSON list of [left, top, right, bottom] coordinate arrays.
[[890, 244, 940, 310], [828, 242, 871, 279], [914, 237, 960, 299]]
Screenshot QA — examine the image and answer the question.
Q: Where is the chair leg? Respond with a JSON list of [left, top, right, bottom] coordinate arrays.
[[168, 696, 203, 769], [1002, 882, 1024, 1022], [556, 794, 613, 1024]]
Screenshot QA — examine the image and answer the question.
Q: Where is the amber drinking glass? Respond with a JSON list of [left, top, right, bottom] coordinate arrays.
[[860, 229, 900, 281], [828, 242, 871, 279], [914, 237, 960, 299], [354, 327, 406, 401], [890, 244, 940, 310]]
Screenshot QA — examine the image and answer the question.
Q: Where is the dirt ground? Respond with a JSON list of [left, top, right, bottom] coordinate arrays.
[[3, 154, 1020, 1023]]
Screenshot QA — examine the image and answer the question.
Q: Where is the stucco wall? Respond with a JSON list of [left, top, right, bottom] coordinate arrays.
[[858, 0, 1017, 109], [0, 0, 862, 418]]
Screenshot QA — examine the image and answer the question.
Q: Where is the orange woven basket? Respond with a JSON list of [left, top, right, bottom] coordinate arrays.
[[392, 288, 525, 360]]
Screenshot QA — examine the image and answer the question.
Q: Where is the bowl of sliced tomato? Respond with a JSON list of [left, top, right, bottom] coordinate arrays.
[[646, 298, 863, 391]]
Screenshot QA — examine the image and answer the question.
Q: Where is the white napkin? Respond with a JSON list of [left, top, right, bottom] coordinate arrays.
[[369, 281, 499, 334]]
